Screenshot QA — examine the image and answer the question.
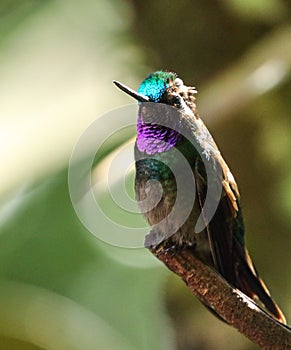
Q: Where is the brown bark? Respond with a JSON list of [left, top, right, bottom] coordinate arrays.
[[149, 246, 291, 350]]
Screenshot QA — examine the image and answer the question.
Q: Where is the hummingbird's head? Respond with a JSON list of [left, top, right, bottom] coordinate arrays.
[[114, 71, 198, 154], [137, 71, 177, 102], [113, 70, 197, 110]]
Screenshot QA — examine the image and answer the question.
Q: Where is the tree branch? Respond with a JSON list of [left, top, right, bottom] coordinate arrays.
[[149, 246, 291, 350]]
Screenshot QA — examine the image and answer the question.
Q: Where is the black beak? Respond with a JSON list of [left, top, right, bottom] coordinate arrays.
[[113, 80, 149, 102]]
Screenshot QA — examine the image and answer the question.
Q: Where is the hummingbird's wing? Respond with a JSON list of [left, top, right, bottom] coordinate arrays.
[[193, 156, 286, 324], [193, 156, 236, 281]]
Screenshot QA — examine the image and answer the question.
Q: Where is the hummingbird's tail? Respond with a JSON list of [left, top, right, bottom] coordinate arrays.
[[235, 245, 286, 324]]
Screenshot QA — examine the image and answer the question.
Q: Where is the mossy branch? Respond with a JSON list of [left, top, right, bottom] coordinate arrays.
[[149, 246, 291, 350]]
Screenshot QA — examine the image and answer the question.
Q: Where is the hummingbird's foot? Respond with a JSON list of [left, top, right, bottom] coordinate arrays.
[[161, 240, 196, 257], [163, 243, 179, 257], [147, 241, 180, 257], [144, 228, 196, 256]]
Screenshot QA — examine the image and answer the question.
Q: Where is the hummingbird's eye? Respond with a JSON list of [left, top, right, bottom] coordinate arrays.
[[174, 78, 184, 87], [171, 93, 183, 108]]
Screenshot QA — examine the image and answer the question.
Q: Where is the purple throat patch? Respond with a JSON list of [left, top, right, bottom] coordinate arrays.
[[136, 118, 180, 155]]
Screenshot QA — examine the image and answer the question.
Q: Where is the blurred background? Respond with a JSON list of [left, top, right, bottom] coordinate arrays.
[[1, 0, 291, 349]]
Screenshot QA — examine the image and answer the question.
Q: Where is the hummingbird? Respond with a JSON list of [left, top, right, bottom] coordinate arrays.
[[113, 70, 286, 324]]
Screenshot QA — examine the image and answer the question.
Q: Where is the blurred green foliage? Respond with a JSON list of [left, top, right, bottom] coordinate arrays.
[[1, 0, 291, 349]]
